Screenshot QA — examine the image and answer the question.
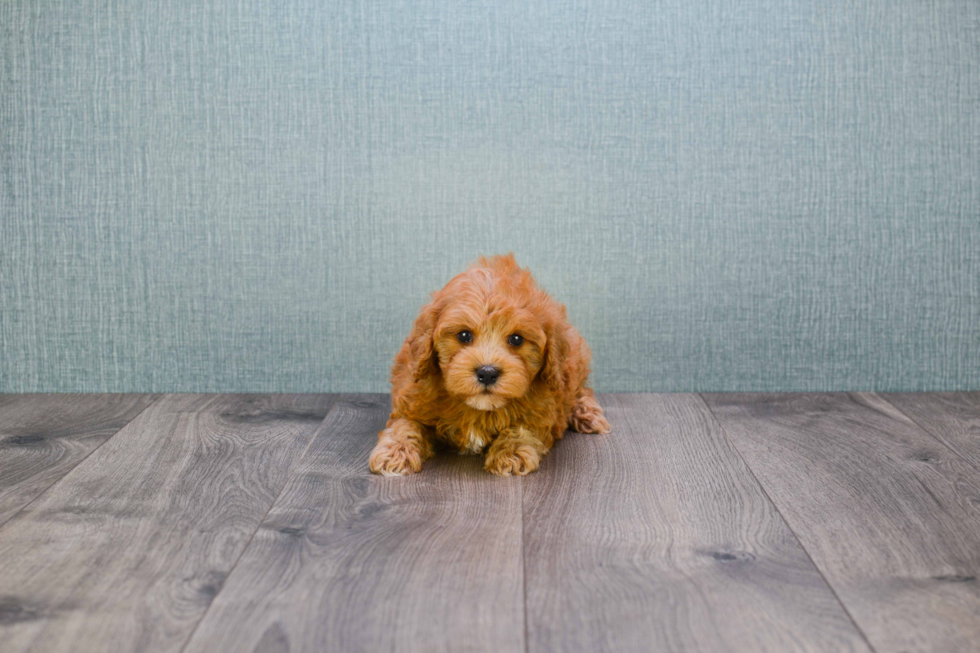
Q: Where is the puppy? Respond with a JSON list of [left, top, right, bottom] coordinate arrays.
[[369, 253, 610, 476]]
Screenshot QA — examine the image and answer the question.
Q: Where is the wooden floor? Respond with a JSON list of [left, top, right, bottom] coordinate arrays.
[[0, 393, 978, 653]]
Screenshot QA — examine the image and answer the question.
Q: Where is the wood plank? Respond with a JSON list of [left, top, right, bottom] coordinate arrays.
[[702, 392, 980, 653], [183, 394, 524, 653], [881, 392, 980, 471], [0, 393, 336, 653], [523, 393, 871, 653], [0, 393, 159, 527]]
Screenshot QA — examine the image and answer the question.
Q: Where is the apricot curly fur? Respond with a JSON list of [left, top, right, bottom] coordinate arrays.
[[369, 253, 610, 476]]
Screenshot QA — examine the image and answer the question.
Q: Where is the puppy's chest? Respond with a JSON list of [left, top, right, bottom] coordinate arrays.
[[450, 428, 492, 454], [436, 414, 511, 454]]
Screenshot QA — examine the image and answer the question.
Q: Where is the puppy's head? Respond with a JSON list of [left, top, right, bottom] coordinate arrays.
[[408, 254, 568, 410]]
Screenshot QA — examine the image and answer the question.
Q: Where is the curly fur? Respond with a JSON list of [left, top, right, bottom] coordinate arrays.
[[369, 253, 611, 476]]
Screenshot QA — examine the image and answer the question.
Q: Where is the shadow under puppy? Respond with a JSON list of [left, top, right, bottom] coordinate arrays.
[[370, 253, 610, 477]]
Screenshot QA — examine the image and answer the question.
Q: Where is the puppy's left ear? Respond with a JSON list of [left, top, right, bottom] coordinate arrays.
[[408, 300, 441, 382], [541, 318, 571, 393]]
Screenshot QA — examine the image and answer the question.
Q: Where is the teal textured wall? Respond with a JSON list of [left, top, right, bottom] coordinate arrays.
[[2, 1, 978, 393]]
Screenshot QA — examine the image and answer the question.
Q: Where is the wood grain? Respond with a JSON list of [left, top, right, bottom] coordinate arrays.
[[881, 392, 980, 471], [522, 393, 871, 653], [0, 393, 159, 527], [703, 392, 980, 653], [0, 393, 336, 653], [183, 394, 525, 653]]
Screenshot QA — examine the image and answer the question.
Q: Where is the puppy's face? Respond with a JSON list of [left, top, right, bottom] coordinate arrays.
[[432, 298, 547, 411]]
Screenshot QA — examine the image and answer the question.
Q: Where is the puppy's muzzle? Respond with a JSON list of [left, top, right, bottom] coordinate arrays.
[[475, 365, 501, 387]]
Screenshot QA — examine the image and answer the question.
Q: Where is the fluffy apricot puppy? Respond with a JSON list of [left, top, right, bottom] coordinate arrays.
[[369, 253, 610, 477]]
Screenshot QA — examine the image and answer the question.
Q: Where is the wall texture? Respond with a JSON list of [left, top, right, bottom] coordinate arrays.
[[2, 0, 978, 393]]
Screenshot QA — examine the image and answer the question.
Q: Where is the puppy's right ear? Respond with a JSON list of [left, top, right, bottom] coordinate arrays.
[[408, 300, 441, 382]]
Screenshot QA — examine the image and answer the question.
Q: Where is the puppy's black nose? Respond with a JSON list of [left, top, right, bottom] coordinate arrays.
[[475, 365, 501, 387]]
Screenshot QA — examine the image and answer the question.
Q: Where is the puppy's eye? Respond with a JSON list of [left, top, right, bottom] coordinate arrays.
[[508, 334, 524, 347], [457, 331, 473, 344]]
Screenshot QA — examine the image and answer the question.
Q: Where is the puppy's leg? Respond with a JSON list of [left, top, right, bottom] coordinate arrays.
[[484, 425, 549, 476], [369, 418, 434, 476], [569, 389, 611, 434]]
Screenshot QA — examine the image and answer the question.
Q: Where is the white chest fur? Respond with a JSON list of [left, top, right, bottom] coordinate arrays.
[[461, 430, 488, 454]]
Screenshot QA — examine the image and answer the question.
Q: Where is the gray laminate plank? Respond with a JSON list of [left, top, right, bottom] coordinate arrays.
[[703, 392, 980, 653], [182, 394, 524, 653], [523, 393, 871, 653], [881, 392, 980, 472], [0, 393, 336, 653], [0, 393, 160, 527]]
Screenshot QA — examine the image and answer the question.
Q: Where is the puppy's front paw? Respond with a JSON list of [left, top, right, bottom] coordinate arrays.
[[484, 442, 541, 476], [369, 438, 424, 476], [369, 420, 433, 476]]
